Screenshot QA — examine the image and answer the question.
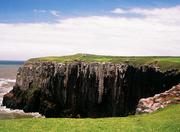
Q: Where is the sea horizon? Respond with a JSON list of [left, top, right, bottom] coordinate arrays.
[[0, 60, 24, 65]]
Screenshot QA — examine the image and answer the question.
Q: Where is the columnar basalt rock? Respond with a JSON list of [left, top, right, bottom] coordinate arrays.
[[3, 61, 180, 117]]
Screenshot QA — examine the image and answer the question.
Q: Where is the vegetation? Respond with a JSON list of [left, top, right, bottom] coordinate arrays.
[[29, 53, 180, 70], [0, 104, 179, 132]]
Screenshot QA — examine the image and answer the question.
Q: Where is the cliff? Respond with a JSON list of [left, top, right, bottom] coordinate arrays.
[[3, 55, 180, 118]]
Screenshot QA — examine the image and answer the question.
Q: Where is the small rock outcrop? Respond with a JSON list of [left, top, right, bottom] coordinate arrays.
[[136, 84, 180, 114], [3, 61, 180, 118]]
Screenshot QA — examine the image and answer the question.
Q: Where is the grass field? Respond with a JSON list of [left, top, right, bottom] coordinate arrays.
[[29, 53, 180, 71], [0, 104, 179, 132]]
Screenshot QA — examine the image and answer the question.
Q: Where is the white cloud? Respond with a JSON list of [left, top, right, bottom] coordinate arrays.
[[50, 10, 60, 17], [33, 9, 47, 13], [111, 8, 127, 14], [33, 9, 60, 17], [111, 6, 180, 16], [129, 6, 180, 16], [111, 6, 180, 25], [0, 6, 180, 60]]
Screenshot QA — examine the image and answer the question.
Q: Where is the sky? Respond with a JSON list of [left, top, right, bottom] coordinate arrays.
[[0, 0, 180, 60]]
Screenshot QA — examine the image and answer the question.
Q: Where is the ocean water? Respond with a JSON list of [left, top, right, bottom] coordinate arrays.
[[0, 61, 42, 119]]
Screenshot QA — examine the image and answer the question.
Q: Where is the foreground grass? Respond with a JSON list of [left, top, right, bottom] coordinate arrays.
[[29, 53, 180, 71], [0, 105, 180, 132]]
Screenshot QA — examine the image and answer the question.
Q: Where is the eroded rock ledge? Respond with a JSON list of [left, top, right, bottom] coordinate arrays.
[[3, 61, 180, 117]]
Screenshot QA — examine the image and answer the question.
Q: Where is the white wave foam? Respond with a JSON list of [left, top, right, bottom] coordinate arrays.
[[0, 106, 43, 118], [0, 78, 16, 85], [0, 78, 43, 118], [0, 78, 14, 97]]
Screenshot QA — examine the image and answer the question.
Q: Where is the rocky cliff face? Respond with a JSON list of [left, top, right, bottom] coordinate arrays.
[[3, 61, 180, 117]]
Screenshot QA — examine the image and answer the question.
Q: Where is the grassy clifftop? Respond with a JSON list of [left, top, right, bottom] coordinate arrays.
[[29, 53, 180, 70]]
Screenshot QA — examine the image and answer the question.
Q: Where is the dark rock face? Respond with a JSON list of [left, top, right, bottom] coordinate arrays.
[[3, 62, 180, 117]]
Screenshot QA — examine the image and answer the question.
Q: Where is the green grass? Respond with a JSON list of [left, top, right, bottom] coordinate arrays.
[[29, 53, 180, 71], [0, 104, 180, 132]]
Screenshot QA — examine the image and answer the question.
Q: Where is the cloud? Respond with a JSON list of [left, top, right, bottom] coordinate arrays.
[[0, 6, 180, 60], [111, 6, 180, 24], [128, 6, 180, 16], [111, 8, 127, 14], [33, 9, 47, 13], [111, 6, 180, 16], [49, 10, 60, 17], [33, 9, 60, 17]]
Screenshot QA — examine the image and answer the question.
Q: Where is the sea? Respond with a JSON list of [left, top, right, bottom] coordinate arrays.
[[0, 61, 42, 119]]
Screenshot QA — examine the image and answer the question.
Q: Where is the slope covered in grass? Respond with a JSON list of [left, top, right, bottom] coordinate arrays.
[[0, 104, 180, 132], [29, 54, 180, 71]]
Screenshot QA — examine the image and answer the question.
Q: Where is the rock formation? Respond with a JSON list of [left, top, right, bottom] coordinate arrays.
[[3, 61, 180, 117], [136, 84, 180, 114]]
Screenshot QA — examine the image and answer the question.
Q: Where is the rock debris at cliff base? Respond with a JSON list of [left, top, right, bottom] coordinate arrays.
[[136, 84, 180, 114]]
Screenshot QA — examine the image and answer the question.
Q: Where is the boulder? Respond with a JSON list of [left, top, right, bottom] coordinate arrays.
[[136, 84, 180, 114]]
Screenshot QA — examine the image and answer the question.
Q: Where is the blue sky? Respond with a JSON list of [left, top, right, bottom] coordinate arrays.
[[1, 0, 180, 23], [0, 0, 180, 60]]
